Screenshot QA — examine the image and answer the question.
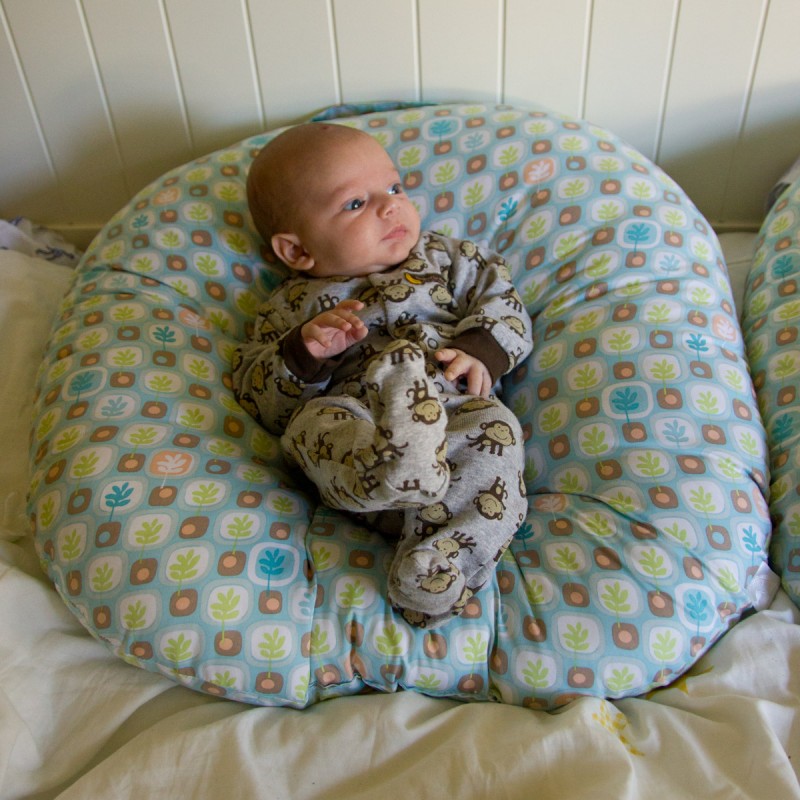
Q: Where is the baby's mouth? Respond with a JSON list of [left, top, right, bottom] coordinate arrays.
[[384, 225, 408, 241]]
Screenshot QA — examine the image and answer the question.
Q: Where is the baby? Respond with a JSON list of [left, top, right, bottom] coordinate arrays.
[[232, 122, 533, 627]]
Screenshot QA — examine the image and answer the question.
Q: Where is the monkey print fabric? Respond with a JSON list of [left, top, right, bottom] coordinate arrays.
[[233, 233, 533, 625], [232, 232, 533, 435]]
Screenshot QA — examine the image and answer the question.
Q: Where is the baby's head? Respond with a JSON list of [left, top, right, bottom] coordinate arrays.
[[247, 123, 421, 278]]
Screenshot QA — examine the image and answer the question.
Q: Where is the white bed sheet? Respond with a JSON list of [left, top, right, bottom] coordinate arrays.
[[1, 243, 798, 800]]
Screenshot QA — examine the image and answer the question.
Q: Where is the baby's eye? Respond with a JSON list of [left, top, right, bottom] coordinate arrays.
[[388, 183, 403, 195], [344, 198, 365, 211]]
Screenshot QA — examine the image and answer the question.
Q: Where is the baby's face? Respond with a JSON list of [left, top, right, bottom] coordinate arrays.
[[290, 135, 421, 277]]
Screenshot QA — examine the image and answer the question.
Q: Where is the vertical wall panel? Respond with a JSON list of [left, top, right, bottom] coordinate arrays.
[[165, 0, 262, 156], [0, 7, 63, 223], [504, 0, 589, 117], [584, 0, 676, 161], [2, 0, 800, 238], [249, 0, 339, 129], [657, 0, 764, 221], [83, 0, 194, 198], [333, 0, 417, 103], [418, 0, 501, 103], [723, 0, 800, 224], [2, 0, 128, 224]]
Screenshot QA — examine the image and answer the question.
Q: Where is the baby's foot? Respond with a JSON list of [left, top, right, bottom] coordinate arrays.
[[387, 547, 466, 617]]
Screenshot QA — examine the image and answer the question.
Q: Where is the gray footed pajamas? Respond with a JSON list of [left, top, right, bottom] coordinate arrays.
[[233, 232, 534, 626]]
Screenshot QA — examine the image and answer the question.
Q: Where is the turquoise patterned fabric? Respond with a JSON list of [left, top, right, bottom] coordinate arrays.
[[28, 103, 771, 709], [742, 172, 800, 608]]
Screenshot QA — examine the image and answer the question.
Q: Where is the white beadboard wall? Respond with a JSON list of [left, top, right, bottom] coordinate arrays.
[[2, 0, 799, 247]]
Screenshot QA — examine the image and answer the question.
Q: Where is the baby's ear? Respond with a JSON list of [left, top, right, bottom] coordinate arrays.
[[271, 233, 315, 271]]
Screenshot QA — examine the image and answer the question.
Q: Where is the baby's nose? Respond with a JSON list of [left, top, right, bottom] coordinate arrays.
[[379, 196, 397, 216]]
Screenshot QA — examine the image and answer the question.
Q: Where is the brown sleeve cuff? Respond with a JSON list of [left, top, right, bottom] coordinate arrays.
[[281, 325, 338, 384], [449, 328, 509, 383]]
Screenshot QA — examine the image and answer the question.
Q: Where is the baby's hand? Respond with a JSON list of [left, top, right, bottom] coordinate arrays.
[[436, 348, 493, 398], [301, 300, 367, 360]]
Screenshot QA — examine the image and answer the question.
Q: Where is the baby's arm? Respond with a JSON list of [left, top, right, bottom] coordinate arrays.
[[300, 299, 367, 360]]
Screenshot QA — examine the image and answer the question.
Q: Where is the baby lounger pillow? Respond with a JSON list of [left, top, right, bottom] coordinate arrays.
[[28, 102, 771, 709], [743, 166, 800, 608]]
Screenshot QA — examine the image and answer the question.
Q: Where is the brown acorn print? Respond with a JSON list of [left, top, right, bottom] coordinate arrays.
[[497, 570, 516, 594], [683, 556, 704, 580], [522, 615, 547, 642], [677, 455, 705, 474], [649, 486, 678, 508], [149, 485, 177, 506], [563, 583, 589, 607], [467, 154, 486, 173], [403, 171, 423, 191], [191, 334, 213, 352], [702, 425, 726, 445], [66, 569, 82, 596], [110, 371, 135, 388], [490, 646, 508, 675], [625, 252, 646, 268], [255, 672, 284, 694], [457, 673, 484, 693], [530, 188, 551, 208], [647, 590, 674, 617], [423, 632, 448, 659], [170, 588, 198, 616], [526, 246, 546, 270], [549, 434, 570, 459], [344, 620, 364, 646], [180, 516, 208, 538], [173, 432, 200, 448], [549, 517, 572, 536], [93, 606, 112, 629], [236, 489, 262, 509], [613, 361, 635, 380], [131, 558, 158, 585], [656, 387, 682, 409], [269, 521, 291, 540], [45, 459, 66, 484], [191, 230, 212, 246], [142, 401, 168, 419], [218, 550, 246, 575], [118, 452, 145, 472], [349, 550, 374, 569], [592, 227, 615, 246], [434, 191, 454, 213], [224, 211, 244, 228], [612, 623, 639, 650], [499, 171, 518, 191], [167, 255, 187, 271], [576, 396, 600, 418], [567, 666, 594, 688], [596, 459, 622, 480], [537, 377, 558, 400], [215, 630, 242, 656], [584, 282, 607, 302], [401, 127, 420, 141], [690, 636, 706, 657], [622, 422, 646, 443], [631, 521, 657, 539], [259, 590, 283, 614], [593, 547, 621, 570]]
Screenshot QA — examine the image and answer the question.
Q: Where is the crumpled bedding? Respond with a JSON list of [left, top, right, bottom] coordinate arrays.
[[0, 243, 798, 800]]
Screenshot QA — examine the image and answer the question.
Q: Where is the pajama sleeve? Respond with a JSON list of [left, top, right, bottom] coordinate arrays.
[[231, 296, 336, 436], [443, 237, 533, 379]]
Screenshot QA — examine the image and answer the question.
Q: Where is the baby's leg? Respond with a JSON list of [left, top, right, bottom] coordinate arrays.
[[281, 339, 449, 513], [387, 395, 528, 626]]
